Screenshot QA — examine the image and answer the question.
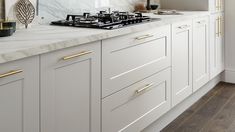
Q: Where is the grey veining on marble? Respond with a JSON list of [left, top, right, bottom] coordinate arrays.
[[0, 11, 209, 64], [38, 0, 160, 22]]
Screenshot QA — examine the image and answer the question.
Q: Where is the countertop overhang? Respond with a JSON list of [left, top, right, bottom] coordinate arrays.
[[0, 11, 209, 64]]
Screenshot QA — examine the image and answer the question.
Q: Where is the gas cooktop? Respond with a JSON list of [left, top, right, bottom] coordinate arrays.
[[51, 11, 160, 30]]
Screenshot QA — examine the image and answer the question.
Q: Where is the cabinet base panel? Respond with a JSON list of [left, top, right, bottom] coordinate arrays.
[[223, 70, 235, 84]]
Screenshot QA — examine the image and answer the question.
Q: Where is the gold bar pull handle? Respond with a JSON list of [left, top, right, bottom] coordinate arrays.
[[216, 0, 220, 10], [135, 83, 155, 94], [219, 0, 222, 11], [216, 18, 220, 37], [0, 70, 23, 79], [219, 17, 223, 36], [62, 51, 93, 60], [135, 34, 154, 40]]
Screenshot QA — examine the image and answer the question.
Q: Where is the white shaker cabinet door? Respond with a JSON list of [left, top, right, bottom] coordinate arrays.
[[193, 17, 210, 92], [172, 20, 193, 107], [210, 13, 225, 79], [0, 56, 40, 132], [40, 42, 101, 132]]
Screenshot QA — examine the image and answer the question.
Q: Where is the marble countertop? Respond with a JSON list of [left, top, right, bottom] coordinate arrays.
[[0, 11, 209, 64]]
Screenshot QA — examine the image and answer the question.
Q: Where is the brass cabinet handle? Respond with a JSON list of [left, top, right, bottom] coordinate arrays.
[[135, 83, 155, 94], [216, 18, 220, 37], [197, 20, 206, 25], [178, 25, 190, 29], [216, 0, 220, 10], [0, 70, 23, 79], [219, 0, 222, 11], [62, 51, 93, 60], [135, 34, 154, 40], [216, 0, 223, 11], [219, 16, 223, 36]]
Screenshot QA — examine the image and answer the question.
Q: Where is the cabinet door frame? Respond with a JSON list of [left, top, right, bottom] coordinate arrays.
[[193, 17, 210, 92], [172, 20, 193, 107], [0, 56, 40, 132], [40, 42, 101, 132], [209, 13, 225, 79]]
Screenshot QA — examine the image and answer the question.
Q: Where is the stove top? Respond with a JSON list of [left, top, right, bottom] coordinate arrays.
[[51, 11, 160, 30]]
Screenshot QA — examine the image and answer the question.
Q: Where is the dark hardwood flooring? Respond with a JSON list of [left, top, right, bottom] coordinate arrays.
[[162, 82, 235, 132]]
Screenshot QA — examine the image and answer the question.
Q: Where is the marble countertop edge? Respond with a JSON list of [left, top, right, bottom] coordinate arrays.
[[0, 11, 210, 64]]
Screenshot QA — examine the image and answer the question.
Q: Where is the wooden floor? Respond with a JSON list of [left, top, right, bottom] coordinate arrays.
[[162, 82, 235, 132]]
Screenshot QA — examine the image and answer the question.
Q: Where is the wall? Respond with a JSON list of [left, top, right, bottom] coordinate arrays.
[[0, 0, 4, 19], [224, 0, 235, 83]]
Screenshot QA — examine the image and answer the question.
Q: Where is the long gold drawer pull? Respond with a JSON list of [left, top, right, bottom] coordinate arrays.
[[216, 0, 220, 10], [219, 17, 223, 36], [0, 70, 23, 79], [136, 83, 155, 94], [135, 34, 154, 40], [62, 51, 93, 60]]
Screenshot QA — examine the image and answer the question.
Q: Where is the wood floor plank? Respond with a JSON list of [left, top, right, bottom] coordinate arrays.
[[161, 83, 235, 132], [201, 89, 235, 132]]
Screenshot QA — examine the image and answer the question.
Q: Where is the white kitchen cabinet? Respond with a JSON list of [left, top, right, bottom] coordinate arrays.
[[40, 42, 101, 132], [193, 17, 210, 92], [172, 20, 193, 107], [0, 56, 40, 132], [102, 68, 171, 132], [210, 13, 225, 79], [102, 25, 171, 97]]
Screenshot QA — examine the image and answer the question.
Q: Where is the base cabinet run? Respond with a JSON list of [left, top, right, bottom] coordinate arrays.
[[40, 42, 101, 132], [0, 57, 40, 132], [0, 15, 225, 132], [172, 20, 193, 107]]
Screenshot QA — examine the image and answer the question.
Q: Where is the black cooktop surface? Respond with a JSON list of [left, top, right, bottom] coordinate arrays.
[[51, 11, 160, 30]]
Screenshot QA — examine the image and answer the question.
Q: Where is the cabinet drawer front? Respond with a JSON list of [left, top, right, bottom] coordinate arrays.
[[102, 25, 171, 97], [102, 68, 171, 132]]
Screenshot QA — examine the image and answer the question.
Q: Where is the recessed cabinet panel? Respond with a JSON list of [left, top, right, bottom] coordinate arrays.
[[172, 20, 193, 106], [41, 42, 101, 132], [54, 60, 91, 132], [0, 56, 40, 132], [102, 25, 171, 97], [193, 17, 210, 92], [102, 68, 171, 132], [0, 80, 23, 132]]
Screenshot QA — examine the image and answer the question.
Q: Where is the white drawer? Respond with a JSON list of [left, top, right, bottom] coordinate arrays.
[[102, 68, 171, 132], [102, 25, 171, 97]]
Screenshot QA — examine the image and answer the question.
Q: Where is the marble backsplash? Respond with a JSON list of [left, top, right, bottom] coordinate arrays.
[[39, 0, 160, 22], [0, 0, 160, 22]]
